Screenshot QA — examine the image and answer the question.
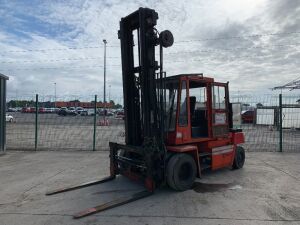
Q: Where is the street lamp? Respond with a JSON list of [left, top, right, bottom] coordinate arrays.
[[54, 82, 57, 108], [103, 39, 107, 123], [109, 85, 111, 104]]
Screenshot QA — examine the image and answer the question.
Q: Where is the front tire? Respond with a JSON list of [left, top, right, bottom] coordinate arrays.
[[166, 153, 197, 191], [232, 146, 245, 169]]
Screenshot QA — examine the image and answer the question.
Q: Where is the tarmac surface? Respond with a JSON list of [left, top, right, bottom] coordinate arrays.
[[0, 151, 299, 225]]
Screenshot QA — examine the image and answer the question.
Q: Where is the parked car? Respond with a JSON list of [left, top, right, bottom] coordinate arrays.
[[98, 109, 114, 116], [44, 108, 56, 113], [29, 107, 36, 113], [68, 107, 77, 114], [7, 108, 17, 112], [75, 107, 85, 115], [115, 110, 125, 119], [57, 107, 77, 116], [15, 107, 22, 112], [6, 114, 14, 122], [38, 107, 46, 113], [57, 107, 67, 116], [21, 107, 31, 113], [81, 108, 96, 116], [107, 111, 114, 116], [241, 110, 255, 124], [98, 109, 105, 116]]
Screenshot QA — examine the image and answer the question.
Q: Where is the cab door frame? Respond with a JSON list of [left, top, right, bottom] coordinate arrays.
[[211, 82, 230, 138], [178, 76, 214, 144]]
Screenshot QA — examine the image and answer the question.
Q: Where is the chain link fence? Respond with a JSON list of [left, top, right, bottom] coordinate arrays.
[[6, 93, 300, 152]]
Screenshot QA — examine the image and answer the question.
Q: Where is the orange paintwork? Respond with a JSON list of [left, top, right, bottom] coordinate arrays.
[[165, 74, 245, 176]]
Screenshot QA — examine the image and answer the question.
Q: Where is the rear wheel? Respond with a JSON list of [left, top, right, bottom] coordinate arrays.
[[232, 146, 245, 169], [167, 153, 197, 191]]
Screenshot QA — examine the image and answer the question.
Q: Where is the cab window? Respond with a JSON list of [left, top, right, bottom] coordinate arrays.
[[213, 86, 226, 109]]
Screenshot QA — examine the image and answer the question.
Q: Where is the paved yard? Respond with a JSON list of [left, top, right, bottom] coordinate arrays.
[[0, 151, 299, 225]]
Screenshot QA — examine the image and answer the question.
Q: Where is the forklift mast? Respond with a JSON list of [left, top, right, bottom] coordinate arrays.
[[118, 7, 173, 147]]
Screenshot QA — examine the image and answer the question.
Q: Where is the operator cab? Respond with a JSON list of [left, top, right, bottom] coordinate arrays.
[[163, 74, 230, 145]]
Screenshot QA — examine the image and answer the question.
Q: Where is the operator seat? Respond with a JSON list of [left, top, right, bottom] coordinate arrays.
[[190, 96, 208, 138], [189, 96, 196, 116]]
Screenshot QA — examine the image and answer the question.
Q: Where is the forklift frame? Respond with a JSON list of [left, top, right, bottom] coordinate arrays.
[[46, 7, 245, 219]]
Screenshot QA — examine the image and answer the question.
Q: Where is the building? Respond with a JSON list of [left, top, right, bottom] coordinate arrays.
[[0, 73, 9, 154], [55, 101, 112, 108]]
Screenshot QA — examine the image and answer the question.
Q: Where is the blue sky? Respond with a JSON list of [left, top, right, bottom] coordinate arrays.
[[1, 0, 299, 102]]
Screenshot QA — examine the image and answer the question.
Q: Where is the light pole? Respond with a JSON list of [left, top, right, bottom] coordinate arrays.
[[109, 85, 111, 105], [103, 39, 107, 122], [54, 82, 57, 108], [15, 89, 18, 107]]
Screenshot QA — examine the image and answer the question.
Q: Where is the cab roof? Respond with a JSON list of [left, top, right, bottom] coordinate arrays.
[[164, 73, 214, 83]]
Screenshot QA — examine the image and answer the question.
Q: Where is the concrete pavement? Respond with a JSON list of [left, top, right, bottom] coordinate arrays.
[[0, 151, 299, 225]]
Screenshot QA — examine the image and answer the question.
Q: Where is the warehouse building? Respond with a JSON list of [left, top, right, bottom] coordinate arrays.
[[0, 73, 8, 154]]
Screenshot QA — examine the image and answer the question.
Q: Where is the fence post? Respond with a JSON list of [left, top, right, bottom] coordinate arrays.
[[279, 94, 283, 152], [93, 95, 97, 151], [35, 94, 38, 151]]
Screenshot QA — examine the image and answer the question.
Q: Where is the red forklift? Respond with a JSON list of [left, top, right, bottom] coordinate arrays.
[[47, 7, 245, 218]]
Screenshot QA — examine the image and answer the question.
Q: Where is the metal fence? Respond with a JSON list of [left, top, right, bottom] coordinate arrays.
[[6, 94, 124, 151], [6, 93, 300, 152], [231, 94, 300, 152]]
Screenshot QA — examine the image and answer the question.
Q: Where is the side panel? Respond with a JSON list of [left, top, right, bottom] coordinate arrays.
[[230, 132, 245, 144], [211, 145, 234, 170]]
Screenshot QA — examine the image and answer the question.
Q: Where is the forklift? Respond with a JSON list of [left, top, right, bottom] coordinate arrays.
[[47, 7, 245, 218]]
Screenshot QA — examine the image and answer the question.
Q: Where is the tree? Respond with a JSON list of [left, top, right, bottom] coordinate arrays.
[[114, 103, 123, 109], [7, 100, 35, 108], [70, 99, 80, 103]]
